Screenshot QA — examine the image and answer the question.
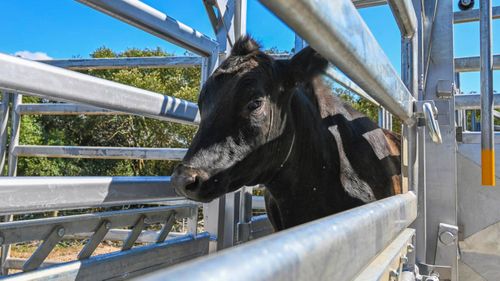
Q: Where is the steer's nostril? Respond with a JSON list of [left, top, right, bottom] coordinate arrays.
[[185, 175, 201, 191]]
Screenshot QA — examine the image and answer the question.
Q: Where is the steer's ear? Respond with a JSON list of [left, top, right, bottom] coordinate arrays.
[[289, 47, 329, 82], [231, 36, 261, 56]]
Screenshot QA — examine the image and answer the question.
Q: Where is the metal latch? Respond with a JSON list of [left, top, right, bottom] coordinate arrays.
[[414, 101, 443, 144]]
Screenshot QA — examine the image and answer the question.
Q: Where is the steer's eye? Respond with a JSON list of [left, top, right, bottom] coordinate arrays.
[[247, 99, 263, 112]]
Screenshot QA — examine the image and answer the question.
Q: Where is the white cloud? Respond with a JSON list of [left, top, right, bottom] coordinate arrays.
[[14, 51, 52, 60]]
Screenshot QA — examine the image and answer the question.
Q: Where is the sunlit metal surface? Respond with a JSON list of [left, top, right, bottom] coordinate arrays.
[[0, 176, 179, 215], [76, 0, 218, 56], [137, 193, 417, 281], [0, 53, 200, 125], [259, 0, 415, 122]]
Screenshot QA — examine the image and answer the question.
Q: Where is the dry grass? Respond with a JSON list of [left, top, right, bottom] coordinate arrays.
[[11, 241, 122, 263]]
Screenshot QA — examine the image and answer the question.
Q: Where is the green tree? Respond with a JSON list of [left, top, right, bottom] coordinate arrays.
[[17, 47, 200, 176], [16, 47, 400, 177]]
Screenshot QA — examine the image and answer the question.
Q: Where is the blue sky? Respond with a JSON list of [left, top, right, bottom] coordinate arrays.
[[0, 0, 499, 94]]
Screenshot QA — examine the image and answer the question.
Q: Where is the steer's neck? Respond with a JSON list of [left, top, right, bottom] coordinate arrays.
[[264, 83, 349, 228]]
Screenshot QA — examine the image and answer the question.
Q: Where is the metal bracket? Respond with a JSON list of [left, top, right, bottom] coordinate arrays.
[[122, 215, 146, 251], [23, 226, 65, 272], [414, 101, 443, 144], [435, 223, 458, 264], [415, 223, 458, 281], [436, 80, 458, 99], [156, 212, 176, 243], [237, 222, 251, 243], [418, 263, 451, 281], [78, 220, 111, 260]]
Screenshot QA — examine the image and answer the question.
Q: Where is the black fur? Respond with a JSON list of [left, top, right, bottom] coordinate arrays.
[[171, 36, 401, 231]]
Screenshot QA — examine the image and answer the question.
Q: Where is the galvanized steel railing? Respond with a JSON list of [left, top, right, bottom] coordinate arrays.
[[137, 193, 418, 281], [0, 0, 424, 279], [260, 0, 416, 123]]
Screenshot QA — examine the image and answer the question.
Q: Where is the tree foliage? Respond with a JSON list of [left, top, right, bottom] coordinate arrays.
[[16, 47, 399, 177], [17, 47, 200, 176]]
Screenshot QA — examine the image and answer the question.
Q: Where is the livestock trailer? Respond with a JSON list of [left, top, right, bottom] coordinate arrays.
[[0, 0, 498, 280]]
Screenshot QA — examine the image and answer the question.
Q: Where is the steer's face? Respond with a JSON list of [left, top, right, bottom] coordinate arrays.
[[171, 36, 327, 202]]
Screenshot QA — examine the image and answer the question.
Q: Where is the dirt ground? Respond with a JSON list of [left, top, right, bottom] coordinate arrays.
[[11, 241, 123, 263]]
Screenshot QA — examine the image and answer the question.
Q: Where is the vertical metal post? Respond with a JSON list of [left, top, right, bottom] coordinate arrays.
[[1, 94, 21, 275], [7, 94, 21, 177], [411, 0, 427, 265], [422, 1, 458, 279], [234, 0, 247, 40], [471, 110, 477, 131], [0, 92, 10, 175], [294, 34, 308, 53], [203, 0, 246, 252], [378, 107, 385, 128], [455, 73, 464, 128], [462, 111, 467, 131], [480, 0, 495, 186], [386, 110, 393, 130], [237, 186, 253, 243]]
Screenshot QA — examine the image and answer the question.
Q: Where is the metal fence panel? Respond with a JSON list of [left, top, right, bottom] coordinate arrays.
[[454, 6, 500, 24], [0, 53, 200, 125], [41, 56, 202, 70], [4, 233, 210, 281], [137, 192, 417, 281], [13, 145, 187, 160], [455, 55, 500, 72], [455, 94, 500, 110], [0, 176, 180, 215]]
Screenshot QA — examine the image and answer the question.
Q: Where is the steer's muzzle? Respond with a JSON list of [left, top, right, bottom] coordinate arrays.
[[171, 164, 211, 202]]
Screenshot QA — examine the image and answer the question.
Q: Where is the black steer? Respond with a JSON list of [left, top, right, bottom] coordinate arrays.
[[171, 36, 401, 231]]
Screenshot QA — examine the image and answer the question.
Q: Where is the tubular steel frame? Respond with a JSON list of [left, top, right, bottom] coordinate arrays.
[[3, 0, 495, 280]]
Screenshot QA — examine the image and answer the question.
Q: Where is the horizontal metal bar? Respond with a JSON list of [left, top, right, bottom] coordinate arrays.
[[140, 192, 417, 281], [6, 233, 210, 281], [455, 55, 500, 72], [17, 103, 121, 115], [353, 228, 415, 281], [4, 258, 59, 271], [461, 132, 500, 144], [269, 54, 291, 60], [260, 0, 415, 122], [252, 196, 265, 209], [0, 176, 180, 215], [0, 53, 200, 125], [40, 56, 202, 70], [325, 68, 380, 106], [454, 6, 500, 24], [352, 0, 386, 8], [65, 229, 185, 243], [0, 205, 194, 245], [13, 145, 187, 160], [77, 0, 217, 56], [455, 94, 500, 109]]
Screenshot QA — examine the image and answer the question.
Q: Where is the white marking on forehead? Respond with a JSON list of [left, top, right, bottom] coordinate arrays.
[[362, 128, 392, 160], [329, 125, 376, 203]]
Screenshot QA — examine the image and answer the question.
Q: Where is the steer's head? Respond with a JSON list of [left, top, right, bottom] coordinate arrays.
[[171, 36, 328, 202]]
